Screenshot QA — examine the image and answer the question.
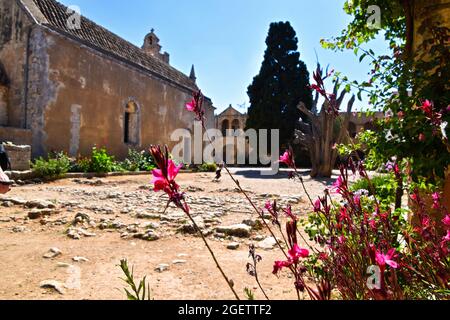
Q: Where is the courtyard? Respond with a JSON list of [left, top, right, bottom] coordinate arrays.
[[0, 169, 338, 300]]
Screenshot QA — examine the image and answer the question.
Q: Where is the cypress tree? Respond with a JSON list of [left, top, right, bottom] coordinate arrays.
[[246, 21, 312, 152]]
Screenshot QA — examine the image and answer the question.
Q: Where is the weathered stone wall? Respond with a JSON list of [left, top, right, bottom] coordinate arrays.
[[2, 143, 31, 171], [0, 126, 32, 146], [0, 0, 33, 128], [0, 86, 7, 125], [26, 26, 215, 159]]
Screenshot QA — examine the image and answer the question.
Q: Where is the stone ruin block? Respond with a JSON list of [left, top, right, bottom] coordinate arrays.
[[2, 143, 31, 171]]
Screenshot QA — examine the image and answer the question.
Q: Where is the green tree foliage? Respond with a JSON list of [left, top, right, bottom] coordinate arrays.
[[246, 21, 312, 149], [324, 1, 450, 185]]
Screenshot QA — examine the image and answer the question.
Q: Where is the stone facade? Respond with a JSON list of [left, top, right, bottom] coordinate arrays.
[[215, 105, 249, 165], [0, 0, 215, 160], [346, 111, 384, 138], [215, 105, 248, 136]]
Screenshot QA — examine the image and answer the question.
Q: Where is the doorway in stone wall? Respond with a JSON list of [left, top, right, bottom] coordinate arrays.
[[124, 100, 140, 146]]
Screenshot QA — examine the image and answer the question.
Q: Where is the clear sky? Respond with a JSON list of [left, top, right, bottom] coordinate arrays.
[[59, 0, 388, 113]]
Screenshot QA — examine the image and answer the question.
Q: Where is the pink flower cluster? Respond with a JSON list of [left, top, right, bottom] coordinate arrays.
[[185, 90, 205, 121], [279, 148, 295, 169], [149, 145, 183, 203], [273, 244, 309, 275]]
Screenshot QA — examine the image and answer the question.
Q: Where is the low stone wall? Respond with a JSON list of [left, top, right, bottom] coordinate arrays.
[[2, 143, 31, 171], [0, 126, 32, 146]]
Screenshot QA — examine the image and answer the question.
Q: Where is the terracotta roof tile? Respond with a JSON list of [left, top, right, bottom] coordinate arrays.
[[27, 0, 198, 92]]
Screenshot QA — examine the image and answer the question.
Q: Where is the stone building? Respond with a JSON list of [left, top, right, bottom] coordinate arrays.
[[214, 105, 249, 164], [0, 0, 215, 160], [346, 111, 384, 138], [215, 105, 248, 136]]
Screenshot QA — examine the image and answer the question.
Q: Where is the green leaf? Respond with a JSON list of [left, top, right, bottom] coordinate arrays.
[[359, 53, 367, 63]]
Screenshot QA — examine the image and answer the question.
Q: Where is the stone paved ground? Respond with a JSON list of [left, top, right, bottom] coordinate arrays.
[[0, 168, 340, 300]]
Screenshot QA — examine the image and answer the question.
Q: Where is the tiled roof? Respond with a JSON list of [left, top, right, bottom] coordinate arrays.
[[22, 0, 198, 92], [217, 105, 246, 117]]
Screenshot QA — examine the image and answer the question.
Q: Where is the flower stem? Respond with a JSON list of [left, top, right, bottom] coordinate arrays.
[[181, 202, 241, 300]]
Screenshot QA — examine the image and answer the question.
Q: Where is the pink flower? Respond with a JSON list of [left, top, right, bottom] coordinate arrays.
[[432, 192, 440, 202], [151, 159, 182, 193], [337, 236, 346, 244], [150, 145, 183, 200], [272, 244, 309, 275], [432, 192, 441, 209], [279, 149, 295, 168], [421, 216, 430, 228], [185, 91, 205, 120], [368, 219, 377, 230], [410, 192, 419, 202], [338, 207, 349, 222], [375, 248, 398, 269], [272, 260, 292, 275], [313, 199, 321, 212], [394, 164, 400, 176], [444, 230, 450, 242], [265, 200, 279, 222], [442, 215, 450, 228], [288, 244, 309, 262], [419, 133, 426, 142], [441, 231, 450, 253], [421, 100, 433, 117], [353, 195, 361, 207], [318, 252, 328, 261], [185, 100, 196, 112], [283, 205, 297, 221], [332, 176, 347, 195]]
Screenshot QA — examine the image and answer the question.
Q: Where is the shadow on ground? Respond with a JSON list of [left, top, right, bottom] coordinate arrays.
[[231, 168, 338, 186]]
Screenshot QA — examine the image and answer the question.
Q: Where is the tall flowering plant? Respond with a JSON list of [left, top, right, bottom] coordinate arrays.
[[149, 144, 240, 300], [147, 83, 449, 300], [280, 152, 450, 299]]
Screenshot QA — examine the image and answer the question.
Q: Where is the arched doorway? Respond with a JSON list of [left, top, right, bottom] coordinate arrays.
[[231, 119, 240, 131], [221, 119, 230, 136], [124, 101, 140, 145]]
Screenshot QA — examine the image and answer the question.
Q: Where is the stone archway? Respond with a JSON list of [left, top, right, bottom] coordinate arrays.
[[221, 119, 230, 136], [124, 100, 141, 146], [231, 119, 240, 131]]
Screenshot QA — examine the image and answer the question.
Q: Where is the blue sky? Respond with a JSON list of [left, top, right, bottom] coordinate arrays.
[[59, 0, 388, 113]]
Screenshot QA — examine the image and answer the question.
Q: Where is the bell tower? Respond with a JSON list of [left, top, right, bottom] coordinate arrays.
[[142, 29, 170, 64]]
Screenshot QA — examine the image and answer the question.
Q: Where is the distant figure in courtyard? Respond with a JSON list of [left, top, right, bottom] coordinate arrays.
[[0, 144, 11, 171], [0, 167, 11, 194], [213, 164, 223, 182]]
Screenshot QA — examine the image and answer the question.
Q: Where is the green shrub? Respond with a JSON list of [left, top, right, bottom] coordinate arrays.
[[32, 152, 71, 179], [350, 173, 397, 204], [70, 157, 91, 173], [121, 149, 155, 172], [89, 147, 118, 173], [72, 147, 123, 173], [198, 162, 217, 172]]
